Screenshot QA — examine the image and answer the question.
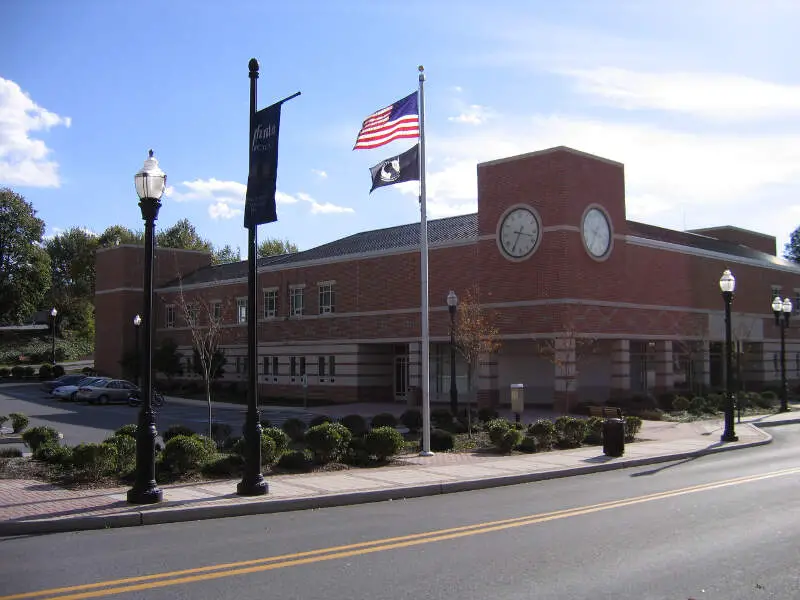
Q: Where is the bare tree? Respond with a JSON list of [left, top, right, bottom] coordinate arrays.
[[175, 278, 227, 438], [533, 321, 598, 390]]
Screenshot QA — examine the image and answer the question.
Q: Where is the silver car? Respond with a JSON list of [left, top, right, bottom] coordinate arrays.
[[77, 379, 140, 404]]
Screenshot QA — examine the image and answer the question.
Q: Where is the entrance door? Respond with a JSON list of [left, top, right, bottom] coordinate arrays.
[[394, 355, 408, 402]]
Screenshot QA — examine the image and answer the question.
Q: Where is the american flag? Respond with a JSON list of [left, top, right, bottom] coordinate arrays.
[[353, 92, 419, 150]]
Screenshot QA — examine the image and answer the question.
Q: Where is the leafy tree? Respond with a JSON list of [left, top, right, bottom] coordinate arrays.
[[157, 218, 213, 252], [258, 237, 298, 257], [785, 226, 800, 263], [97, 225, 143, 248], [212, 244, 241, 265], [0, 188, 51, 324], [152, 338, 183, 381]]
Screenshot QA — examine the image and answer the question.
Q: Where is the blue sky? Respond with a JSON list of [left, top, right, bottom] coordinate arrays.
[[3, 0, 800, 255]]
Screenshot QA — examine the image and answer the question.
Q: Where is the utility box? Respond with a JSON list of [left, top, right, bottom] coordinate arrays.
[[510, 384, 524, 416]]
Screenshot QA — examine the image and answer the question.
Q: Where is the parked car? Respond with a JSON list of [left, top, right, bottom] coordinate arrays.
[[77, 379, 140, 404], [52, 377, 109, 402], [41, 374, 86, 394]]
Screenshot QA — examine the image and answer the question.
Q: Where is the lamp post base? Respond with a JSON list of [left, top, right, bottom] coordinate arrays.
[[418, 450, 435, 457], [127, 486, 163, 505], [237, 477, 269, 496], [720, 432, 739, 443]]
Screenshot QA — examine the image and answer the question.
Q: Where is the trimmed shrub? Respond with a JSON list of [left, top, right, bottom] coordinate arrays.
[[32, 443, 70, 465], [71, 443, 118, 480], [755, 391, 777, 409], [201, 454, 244, 477], [344, 436, 370, 466], [688, 397, 706, 415], [38, 364, 53, 380], [554, 416, 587, 449], [0, 368, 9, 377], [304, 422, 348, 464], [222, 435, 243, 453], [276, 449, 313, 472], [584, 416, 604, 445], [260, 434, 277, 466], [22, 426, 61, 452], [517, 436, 538, 453], [104, 434, 136, 474], [53, 364, 65, 378], [400, 409, 423, 433], [261, 427, 290, 454], [210, 423, 233, 447], [371, 412, 398, 429], [9, 413, 29, 434], [636, 409, 664, 421], [0, 447, 23, 458], [309, 415, 333, 428], [340, 414, 369, 437], [11, 366, 24, 378], [624, 416, 643, 442], [431, 408, 455, 430], [673, 395, 690, 411], [363, 426, 405, 462], [328, 421, 353, 448], [707, 393, 726, 411], [656, 391, 676, 412], [162, 425, 195, 443], [477, 407, 499, 422], [259, 419, 272, 429], [23, 366, 34, 377], [485, 419, 522, 453], [281, 418, 307, 442], [430, 428, 455, 452], [528, 419, 556, 450], [161, 435, 216, 475], [115, 424, 137, 438]]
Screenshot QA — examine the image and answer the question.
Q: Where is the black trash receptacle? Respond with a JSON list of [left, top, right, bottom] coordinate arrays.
[[603, 418, 625, 457]]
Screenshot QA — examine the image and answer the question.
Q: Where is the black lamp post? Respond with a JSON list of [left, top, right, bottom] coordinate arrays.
[[133, 314, 142, 387], [447, 290, 458, 415], [49, 307, 57, 366], [771, 295, 792, 412], [127, 150, 166, 505], [720, 269, 738, 442]]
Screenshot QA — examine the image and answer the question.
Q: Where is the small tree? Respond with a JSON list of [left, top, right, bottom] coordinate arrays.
[[454, 287, 501, 433]]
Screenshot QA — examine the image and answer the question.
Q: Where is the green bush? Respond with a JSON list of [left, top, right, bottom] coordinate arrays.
[[431, 408, 454, 430], [371, 412, 398, 429], [400, 409, 423, 433], [624, 416, 643, 442], [485, 418, 510, 443], [755, 391, 777, 409], [0, 368, 9, 377], [33, 443, 73, 466], [210, 423, 233, 446], [0, 447, 22, 458], [517, 436, 538, 453], [104, 434, 136, 474], [430, 428, 454, 451], [340, 414, 369, 436], [282, 418, 307, 442], [201, 454, 244, 477], [0, 415, 8, 431], [261, 427, 290, 454], [363, 426, 405, 462], [636, 409, 664, 421], [485, 418, 522, 453], [672, 395, 690, 411], [259, 419, 272, 429], [477, 407, 499, 422], [161, 435, 217, 475], [304, 422, 349, 464], [554, 416, 587, 449], [528, 419, 556, 450], [115, 424, 137, 438], [707, 393, 726, 411], [260, 434, 277, 466], [584, 416, 604, 445], [344, 436, 370, 466], [162, 425, 196, 444], [276, 449, 313, 472], [38, 364, 53, 380], [11, 366, 24, 378], [53, 364, 65, 378], [71, 443, 118, 480], [688, 397, 706, 415], [23, 366, 34, 377], [309, 415, 333, 428], [22, 426, 61, 452], [9, 413, 29, 433]]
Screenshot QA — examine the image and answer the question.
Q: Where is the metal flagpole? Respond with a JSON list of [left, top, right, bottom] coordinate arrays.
[[418, 65, 433, 457]]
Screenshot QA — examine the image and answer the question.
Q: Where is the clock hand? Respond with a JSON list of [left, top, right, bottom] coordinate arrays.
[[512, 230, 522, 252]]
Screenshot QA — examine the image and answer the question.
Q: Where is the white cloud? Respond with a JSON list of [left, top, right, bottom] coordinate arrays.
[[559, 67, 800, 120], [312, 169, 328, 178], [297, 191, 354, 215], [0, 77, 71, 187], [448, 104, 494, 125], [208, 202, 242, 220]]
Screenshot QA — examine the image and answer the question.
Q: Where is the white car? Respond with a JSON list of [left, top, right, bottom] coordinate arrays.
[[52, 377, 109, 402]]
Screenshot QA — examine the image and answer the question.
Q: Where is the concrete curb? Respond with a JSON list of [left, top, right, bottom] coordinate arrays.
[[0, 429, 772, 537], [743, 417, 800, 428]]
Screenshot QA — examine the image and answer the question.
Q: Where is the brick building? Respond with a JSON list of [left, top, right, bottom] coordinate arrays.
[[95, 146, 800, 411]]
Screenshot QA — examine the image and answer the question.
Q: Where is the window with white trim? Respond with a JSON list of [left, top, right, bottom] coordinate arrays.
[[272, 356, 279, 377], [318, 356, 326, 377], [329, 355, 336, 378], [290, 286, 304, 317], [300, 357, 306, 376], [263, 288, 278, 319], [290, 356, 297, 377], [318, 282, 335, 314], [237, 298, 247, 324], [166, 305, 175, 328], [211, 301, 222, 321], [263, 356, 270, 376]]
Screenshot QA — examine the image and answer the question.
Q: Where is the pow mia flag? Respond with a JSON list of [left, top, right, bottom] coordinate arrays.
[[369, 144, 420, 193], [245, 102, 281, 227]]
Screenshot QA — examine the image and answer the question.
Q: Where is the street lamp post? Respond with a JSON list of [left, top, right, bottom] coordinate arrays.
[[49, 307, 57, 366], [447, 290, 458, 416], [771, 295, 792, 412], [127, 150, 166, 505], [133, 314, 142, 388], [719, 269, 738, 442]]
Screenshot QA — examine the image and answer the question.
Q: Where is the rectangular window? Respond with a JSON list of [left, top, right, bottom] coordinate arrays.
[[329, 355, 336, 378], [211, 302, 222, 321], [263, 289, 278, 319], [187, 303, 198, 325], [263, 356, 270, 376], [290, 356, 297, 377], [300, 357, 306, 376], [290, 287, 304, 317], [771, 285, 782, 300], [272, 356, 279, 377], [237, 298, 247, 324], [318, 356, 326, 377], [166, 305, 175, 328], [794, 291, 800, 313], [235, 356, 242, 374], [318, 283, 335, 314]]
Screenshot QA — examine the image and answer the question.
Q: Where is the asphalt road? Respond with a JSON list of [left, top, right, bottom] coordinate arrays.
[[0, 384, 317, 446], [3, 425, 800, 599]]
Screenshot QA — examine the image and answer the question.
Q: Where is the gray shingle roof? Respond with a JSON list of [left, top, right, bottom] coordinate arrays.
[[163, 213, 479, 288]]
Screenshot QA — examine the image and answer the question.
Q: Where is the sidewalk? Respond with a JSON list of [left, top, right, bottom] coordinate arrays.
[[3, 410, 795, 536]]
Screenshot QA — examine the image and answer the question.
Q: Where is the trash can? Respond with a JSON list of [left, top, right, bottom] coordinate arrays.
[[603, 418, 625, 457]]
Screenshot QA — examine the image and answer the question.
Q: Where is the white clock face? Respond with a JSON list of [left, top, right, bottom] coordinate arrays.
[[582, 207, 612, 258], [498, 207, 540, 260]]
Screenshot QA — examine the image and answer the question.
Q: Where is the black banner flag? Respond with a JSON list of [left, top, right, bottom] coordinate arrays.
[[244, 102, 281, 227], [369, 144, 420, 193]]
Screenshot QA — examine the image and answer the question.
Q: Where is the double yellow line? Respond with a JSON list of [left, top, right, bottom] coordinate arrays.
[[5, 466, 800, 600]]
